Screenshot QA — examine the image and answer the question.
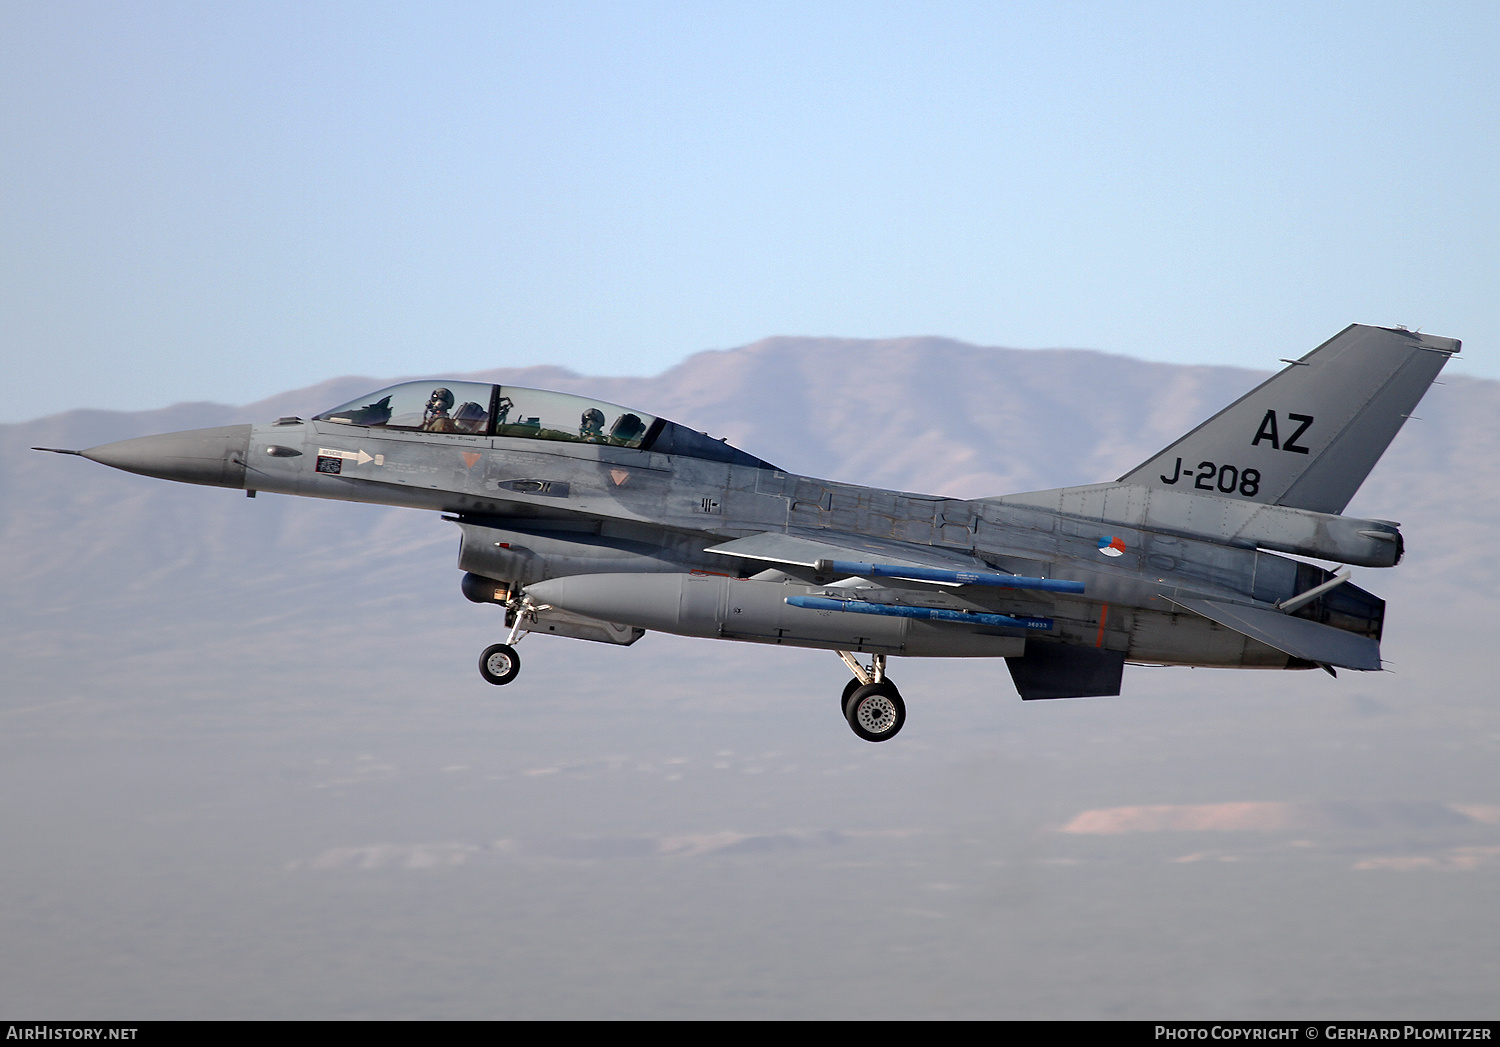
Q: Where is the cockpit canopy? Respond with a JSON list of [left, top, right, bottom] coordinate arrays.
[[314, 381, 778, 469]]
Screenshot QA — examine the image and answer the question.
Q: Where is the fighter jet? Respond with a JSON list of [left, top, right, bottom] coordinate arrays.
[[36, 324, 1458, 741]]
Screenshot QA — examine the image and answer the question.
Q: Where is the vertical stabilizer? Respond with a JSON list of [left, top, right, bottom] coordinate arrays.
[[1118, 325, 1459, 515]]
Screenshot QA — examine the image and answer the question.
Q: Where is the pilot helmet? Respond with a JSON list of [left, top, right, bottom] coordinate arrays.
[[580, 407, 606, 435], [426, 387, 455, 413]]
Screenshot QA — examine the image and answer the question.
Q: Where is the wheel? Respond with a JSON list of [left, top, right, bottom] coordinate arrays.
[[478, 643, 521, 685], [845, 681, 906, 742], [841, 675, 896, 718]]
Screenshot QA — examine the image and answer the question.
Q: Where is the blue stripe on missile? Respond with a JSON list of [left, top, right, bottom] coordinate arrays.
[[786, 595, 1053, 631], [821, 559, 1085, 594]]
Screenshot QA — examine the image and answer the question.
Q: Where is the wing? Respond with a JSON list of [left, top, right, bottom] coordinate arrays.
[[703, 530, 1084, 593], [704, 529, 975, 570]]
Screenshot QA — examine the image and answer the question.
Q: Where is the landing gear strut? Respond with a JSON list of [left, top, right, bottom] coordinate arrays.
[[836, 651, 905, 742], [477, 593, 543, 686]]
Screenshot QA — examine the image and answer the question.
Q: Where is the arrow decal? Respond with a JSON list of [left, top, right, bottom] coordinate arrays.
[[318, 447, 375, 465]]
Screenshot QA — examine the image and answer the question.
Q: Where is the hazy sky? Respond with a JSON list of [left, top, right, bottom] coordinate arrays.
[[3, 1, 1497, 422]]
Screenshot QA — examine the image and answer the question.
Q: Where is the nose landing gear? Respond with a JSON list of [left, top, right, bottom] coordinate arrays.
[[477, 594, 545, 686], [836, 651, 905, 742], [478, 643, 521, 685]]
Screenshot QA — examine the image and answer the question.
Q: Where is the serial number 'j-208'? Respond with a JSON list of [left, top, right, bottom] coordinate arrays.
[[1160, 458, 1262, 496]]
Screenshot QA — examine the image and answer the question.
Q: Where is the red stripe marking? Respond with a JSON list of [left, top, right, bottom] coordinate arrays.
[[1094, 603, 1110, 647]]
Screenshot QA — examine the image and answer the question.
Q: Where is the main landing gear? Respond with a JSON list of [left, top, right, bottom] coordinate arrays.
[[837, 651, 905, 742], [477, 595, 541, 686]]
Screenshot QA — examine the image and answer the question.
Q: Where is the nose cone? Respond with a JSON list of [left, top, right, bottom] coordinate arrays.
[[82, 425, 251, 489]]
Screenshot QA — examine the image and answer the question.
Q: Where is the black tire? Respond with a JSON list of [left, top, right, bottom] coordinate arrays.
[[478, 643, 521, 685], [845, 681, 906, 742], [841, 677, 862, 717], [842, 675, 896, 718]]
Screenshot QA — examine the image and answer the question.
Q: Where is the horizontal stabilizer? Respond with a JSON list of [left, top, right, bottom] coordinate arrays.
[[786, 595, 1053, 631], [1167, 597, 1381, 670], [1007, 645, 1126, 700]]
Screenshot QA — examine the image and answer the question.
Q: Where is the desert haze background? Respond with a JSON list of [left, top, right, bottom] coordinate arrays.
[[3, 336, 1498, 1019]]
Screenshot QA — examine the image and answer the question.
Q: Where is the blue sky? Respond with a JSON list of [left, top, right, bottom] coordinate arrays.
[[3, 1, 1496, 421]]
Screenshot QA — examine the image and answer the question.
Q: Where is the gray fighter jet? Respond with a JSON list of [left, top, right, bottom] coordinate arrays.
[[36, 324, 1458, 741]]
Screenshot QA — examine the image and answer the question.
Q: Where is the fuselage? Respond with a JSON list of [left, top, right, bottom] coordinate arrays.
[[47, 324, 1459, 731], [205, 410, 1378, 670]]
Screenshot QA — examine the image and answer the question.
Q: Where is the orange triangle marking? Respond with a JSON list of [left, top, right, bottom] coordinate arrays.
[[610, 469, 629, 486], [462, 451, 481, 468]]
